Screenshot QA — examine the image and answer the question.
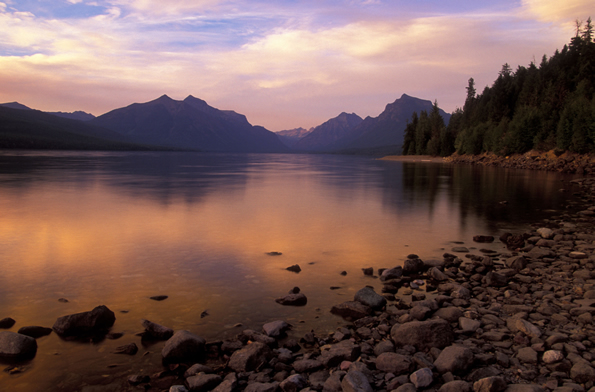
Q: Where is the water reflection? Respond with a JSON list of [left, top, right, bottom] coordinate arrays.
[[0, 151, 577, 391]]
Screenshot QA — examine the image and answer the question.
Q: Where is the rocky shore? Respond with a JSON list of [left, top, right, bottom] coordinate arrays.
[[443, 151, 595, 175], [2, 179, 595, 392]]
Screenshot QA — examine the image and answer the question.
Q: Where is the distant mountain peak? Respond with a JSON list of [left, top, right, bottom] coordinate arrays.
[[0, 102, 32, 111]]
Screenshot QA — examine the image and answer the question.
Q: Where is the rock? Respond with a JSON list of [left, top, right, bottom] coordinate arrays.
[[228, 341, 273, 372], [391, 319, 454, 350], [459, 317, 481, 333], [309, 370, 330, 390], [212, 375, 237, 392], [113, 342, 138, 355], [142, 319, 174, 340], [403, 258, 425, 274], [410, 305, 432, 321], [543, 350, 564, 364], [536, 228, 554, 239], [570, 361, 595, 383], [128, 374, 150, 385], [0, 317, 16, 329], [275, 293, 307, 306], [354, 286, 386, 310], [434, 345, 474, 374], [375, 352, 412, 375], [515, 319, 542, 338], [150, 295, 168, 301], [473, 376, 507, 392], [161, 330, 206, 363], [374, 340, 395, 356], [286, 264, 301, 273], [17, 326, 52, 338], [267, 252, 282, 256], [0, 331, 37, 360], [410, 367, 434, 388], [293, 359, 324, 373], [380, 267, 403, 281], [395, 383, 417, 392], [52, 305, 116, 337], [474, 235, 495, 243], [485, 271, 508, 287], [505, 256, 527, 271], [185, 363, 215, 377], [440, 381, 472, 392], [503, 385, 546, 392], [434, 307, 463, 323], [362, 267, 374, 276], [321, 340, 361, 367], [516, 347, 537, 364], [341, 370, 373, 392], [170, 386, 189, 392], [330, 301, 372, 320], [187, 373, 222, 392], [323, 370, 345, 392], [452, 247, 469, 253], [526, 247, 555, 259], [280, 374, 308, 392], [242, 329, 276, 345], [428, 267, 449, 281], [263, 320, 291, 338], [244, 382, 279, 392]]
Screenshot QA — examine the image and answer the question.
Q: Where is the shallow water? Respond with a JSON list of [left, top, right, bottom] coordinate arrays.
[[0, 151, 578, 390]]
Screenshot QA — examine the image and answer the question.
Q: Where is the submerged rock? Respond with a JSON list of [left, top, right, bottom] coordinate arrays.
[[52, 305, 115, 337], [17, 326, 52, 339], [0, 317, 16, 329], [275, 293, 307, 306], [141, 319, 174, 340]]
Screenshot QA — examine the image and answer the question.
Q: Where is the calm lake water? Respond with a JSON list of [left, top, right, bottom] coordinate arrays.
[[0, 151, 578, 391]]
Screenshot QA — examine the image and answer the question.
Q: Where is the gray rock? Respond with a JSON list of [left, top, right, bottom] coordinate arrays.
[[0, 331, 37, 360], [341, 370, 373, 392], [440, 381, 472, 392], [187, 373, 222, 392], [410, 367, 434, 388], [244, 382, 279, 392], [380, 267, 403, 281], [229, 341, 273, 372], [161, 330, 206, 363], [321, 340, 361, 367], [434, 345, 474, 374], [280, 374, 308, 392], [275, 293, 307, 306], [52, 305, 115, 337], [263, 320, 291, 338], [330, 301, 372, 320], [570, 361, 595, 384], [141, 319, 174, 340], [473, 376, 507, 392], [375, 352, 413, 375], [391, 319, 454, 350], [354, 287, 386, 310]]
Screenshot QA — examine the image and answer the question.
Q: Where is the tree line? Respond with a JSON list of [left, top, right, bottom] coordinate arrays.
[[403, 17, 595, 156]]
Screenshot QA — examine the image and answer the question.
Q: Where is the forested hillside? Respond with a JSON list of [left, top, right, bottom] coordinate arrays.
[[404, 18, 595, 157]]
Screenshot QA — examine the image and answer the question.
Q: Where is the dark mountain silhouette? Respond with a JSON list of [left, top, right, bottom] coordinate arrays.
[[334, 94, 451, 152], [49, 111, 95, 121], [1, 102, 33, 111], [0, 106, 165, 151], [91, 95, 289, 153], [276, 127, 313, 148], [293, 112, 363, 152]]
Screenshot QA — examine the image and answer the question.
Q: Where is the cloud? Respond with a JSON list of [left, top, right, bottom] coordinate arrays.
[[522, 0, 595, 23]]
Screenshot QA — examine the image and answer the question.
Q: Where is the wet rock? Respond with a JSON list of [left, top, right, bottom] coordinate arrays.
[[440, 380, 472, 392], [187, 373, 222, 392], [17, 326, 52, 339], [0, 331, 37, 360], [113, 342, 138, 355], [280, 374, 308, 392], [354, 287, 386, 310], [150, 295, 168, 301], [263, 320, 291, 338], [275, 293, 307, 306], [330, 301, 372, 320], [473, 376, 507, 392], [434, 345, 474, 374], [452, 247, 469, 253], [410, 367, 434, 388], [391, 319, 454, 350], [286, 265, 301, 273], [362, 267, 374, 276], [321, 340, 361, 367], [161, 330, 206, 363], [0, 318, 16, 329], [380, 267, 403, 281], [142, 319, 174, 340], [410, 305, 432, 321], [228, 341, 273, 372], [341, 370, 373, 392], [52, 305, 116, 337], [267, 252, 282, 256], [375, 352, 413, 375]]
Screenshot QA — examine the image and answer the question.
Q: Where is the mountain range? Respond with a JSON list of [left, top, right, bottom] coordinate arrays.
[[0, 93, 450, 154]]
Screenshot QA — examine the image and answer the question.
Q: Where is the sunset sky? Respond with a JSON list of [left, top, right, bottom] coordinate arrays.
[[1, 0, 593, 131]]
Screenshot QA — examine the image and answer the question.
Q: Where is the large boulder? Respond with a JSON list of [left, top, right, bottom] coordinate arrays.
[[391, 319, 454, 350], [161, 330, 206, 363], [0, 331, 37, 360], [52, 305, 115, 337], [228, 341, 273, 372], [354, 287, 386, 310]]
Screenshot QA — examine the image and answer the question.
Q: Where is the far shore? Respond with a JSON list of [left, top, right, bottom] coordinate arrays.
[[379, 155, 446, 163]]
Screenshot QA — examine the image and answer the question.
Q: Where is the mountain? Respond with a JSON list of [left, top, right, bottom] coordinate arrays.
[[0, 106, 163, 151], [0, 102, 33, 111], [49, 111, 95, 121], [276, 127, 313, 148], [91, 95, 289, 153], [334, 94, 451, 152], [292, 112, 363, 152]]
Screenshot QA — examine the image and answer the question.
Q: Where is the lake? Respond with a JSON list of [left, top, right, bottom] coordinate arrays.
[[0, 151, 578, 391]]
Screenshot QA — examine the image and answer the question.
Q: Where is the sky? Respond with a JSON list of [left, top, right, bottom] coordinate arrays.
[[0, 0, 594, 132]]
